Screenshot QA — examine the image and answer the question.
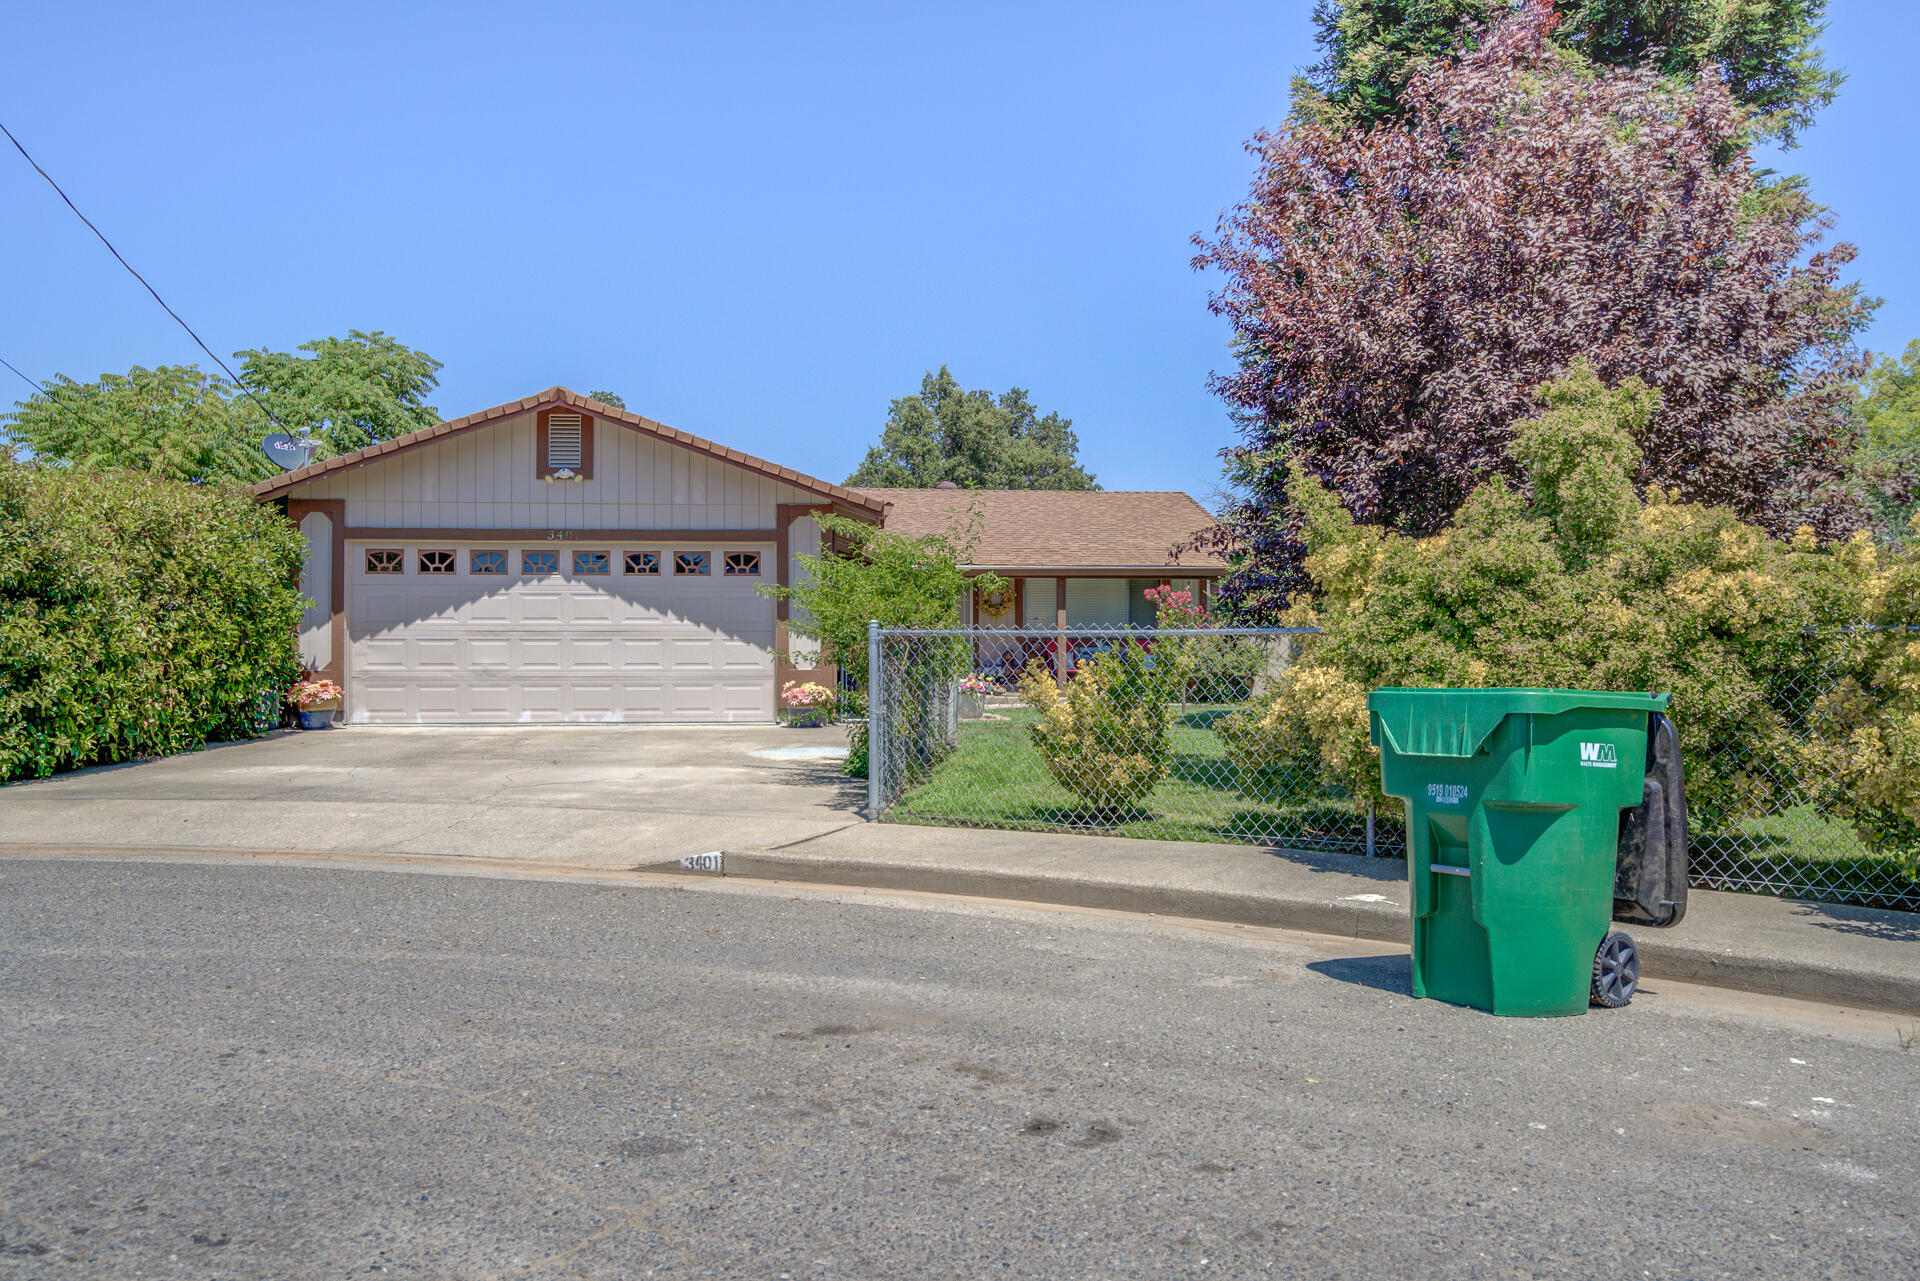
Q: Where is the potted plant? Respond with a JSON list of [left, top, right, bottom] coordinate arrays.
[[780, 681, 836, 728], [957, 673, 996, 721], [288, 678, 344, 730]]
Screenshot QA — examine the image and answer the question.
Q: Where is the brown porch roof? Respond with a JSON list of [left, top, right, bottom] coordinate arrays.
[[857, 488, 1227, 573], [248, 387, 887, 515]]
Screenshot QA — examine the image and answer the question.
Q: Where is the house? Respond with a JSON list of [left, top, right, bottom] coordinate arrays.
[[859, 487, 1226, 680], [252, 388, 1225, 725]]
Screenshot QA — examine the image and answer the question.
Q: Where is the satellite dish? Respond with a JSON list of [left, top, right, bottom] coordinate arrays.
[[261, 433, 317, 471]]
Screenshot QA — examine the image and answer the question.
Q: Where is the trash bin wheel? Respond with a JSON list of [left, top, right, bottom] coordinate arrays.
[[1591, 931, 1639, 1008]]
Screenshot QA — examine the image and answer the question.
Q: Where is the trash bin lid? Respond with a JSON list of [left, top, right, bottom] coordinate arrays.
[[1368, 687, 1670, 758]]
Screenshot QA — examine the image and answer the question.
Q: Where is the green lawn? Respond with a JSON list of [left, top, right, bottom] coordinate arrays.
[[891, 706, 1373, 848], [1697, 803, 1920, 911], [888, 707, 1920, 910]]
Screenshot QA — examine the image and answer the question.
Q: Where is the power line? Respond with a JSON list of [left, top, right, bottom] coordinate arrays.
[[0, 118, 281, 426], [0, 354, 40, 394]]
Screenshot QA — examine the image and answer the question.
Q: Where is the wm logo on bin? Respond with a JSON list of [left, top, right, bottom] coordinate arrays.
[[1578, 742, 1619, 768]]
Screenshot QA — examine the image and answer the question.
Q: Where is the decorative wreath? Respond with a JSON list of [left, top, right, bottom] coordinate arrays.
[[979, 587, 1014, 622]]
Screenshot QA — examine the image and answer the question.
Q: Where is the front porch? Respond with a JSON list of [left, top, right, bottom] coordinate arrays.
[[962, 574, 1210, 684]]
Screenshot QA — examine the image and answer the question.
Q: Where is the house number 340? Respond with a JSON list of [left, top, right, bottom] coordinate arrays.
[[545, 530, 574, 541]]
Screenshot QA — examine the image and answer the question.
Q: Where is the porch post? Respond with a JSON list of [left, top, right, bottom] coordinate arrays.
[[1054, 577, 1068, 685]]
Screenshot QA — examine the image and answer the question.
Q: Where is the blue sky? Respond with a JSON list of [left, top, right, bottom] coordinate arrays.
[[3, 2, 1915, 506]]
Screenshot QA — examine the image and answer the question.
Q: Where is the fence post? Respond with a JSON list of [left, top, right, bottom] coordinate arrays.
[[1366, 803, 1376, 858], [867, 619, 882, 820]]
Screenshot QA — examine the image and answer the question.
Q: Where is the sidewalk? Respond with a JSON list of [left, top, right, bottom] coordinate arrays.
[[705, 821, 1920, 1015]]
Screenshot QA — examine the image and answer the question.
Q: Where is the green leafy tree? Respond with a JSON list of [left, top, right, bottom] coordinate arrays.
[[1305, 0, 1843, 145], [846, 367, 1098, 490], [763, 510, 1005, 678], [235, 329, 441, 454], [586, 390, 627, 409], [1302, 0, 1841, 145], [764, 511, 1007, 779], [1851, 341, 1920, 541], [4, 330, 443, 488], [2, 365, 275, 487]]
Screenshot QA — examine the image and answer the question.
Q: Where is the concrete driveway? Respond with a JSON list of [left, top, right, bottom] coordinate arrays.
[[0, 725, 863, 866]]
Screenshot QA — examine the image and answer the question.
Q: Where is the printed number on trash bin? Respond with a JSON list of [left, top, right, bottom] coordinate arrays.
[[1426, 783, 1468, 805]]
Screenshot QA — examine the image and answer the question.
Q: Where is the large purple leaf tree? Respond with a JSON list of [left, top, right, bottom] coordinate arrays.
[[1194, 0, 1873, 618]]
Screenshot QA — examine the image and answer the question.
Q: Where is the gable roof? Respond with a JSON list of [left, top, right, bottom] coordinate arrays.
[[857, 488, 1228, 573], [248, 387, 887, 515]]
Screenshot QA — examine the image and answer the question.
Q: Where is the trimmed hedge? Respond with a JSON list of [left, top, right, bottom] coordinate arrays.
[[1, 459, 305, 782]]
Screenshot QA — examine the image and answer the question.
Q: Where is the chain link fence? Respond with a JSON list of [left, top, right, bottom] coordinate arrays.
[[865, 625, 1920, 914]]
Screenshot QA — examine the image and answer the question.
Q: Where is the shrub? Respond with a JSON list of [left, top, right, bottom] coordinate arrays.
[[1229, 363, 1908, 844], [1018, 643, 1173, 811], [0, 459, 305, 781], [1219, 666, 1372, 803]]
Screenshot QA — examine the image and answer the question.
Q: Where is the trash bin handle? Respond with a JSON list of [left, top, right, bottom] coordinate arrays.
[[1431, 863, 1470, 877]]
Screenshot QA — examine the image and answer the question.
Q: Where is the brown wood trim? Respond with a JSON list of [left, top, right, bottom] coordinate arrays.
[[285, 498, 347, 693], [341, 527, 778, 542], [535, 407, 594, 481]]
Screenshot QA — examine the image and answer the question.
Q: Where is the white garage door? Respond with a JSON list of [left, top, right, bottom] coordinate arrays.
[[346, 542, 776, 724]]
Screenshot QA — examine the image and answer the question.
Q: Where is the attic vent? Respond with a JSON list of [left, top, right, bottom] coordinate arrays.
[[536, 407, 593, 480], [546, 414, 584, 469]]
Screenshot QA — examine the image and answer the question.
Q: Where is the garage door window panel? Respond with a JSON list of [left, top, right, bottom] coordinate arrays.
[[418, 549, 456, 574], [522, 550, 559, 576], [471, 550, 507, 575], [675, 551, 710, 576], [366, 548, 404, 575], [572, 550, 610, 576], [724, 551, 761, 576], [624, 551, 661, 576]]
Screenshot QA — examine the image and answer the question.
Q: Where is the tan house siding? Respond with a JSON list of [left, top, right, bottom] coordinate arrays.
[[294, 412, 825, 530], [784, 513, 823, 667]]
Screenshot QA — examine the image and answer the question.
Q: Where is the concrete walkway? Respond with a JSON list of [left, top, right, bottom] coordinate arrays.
[[702, 821, 1920, 1015]]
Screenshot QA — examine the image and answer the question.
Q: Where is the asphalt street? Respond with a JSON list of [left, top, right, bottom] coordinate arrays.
[[1, 856, 1913, 1279]]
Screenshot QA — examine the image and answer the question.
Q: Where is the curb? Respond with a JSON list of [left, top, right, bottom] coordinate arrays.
[[716, 848, 1411, 940], [716, 847, 1920, 1016]]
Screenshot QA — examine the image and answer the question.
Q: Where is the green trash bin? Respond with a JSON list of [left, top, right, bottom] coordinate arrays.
[[1368, 687, 1670, 1017]]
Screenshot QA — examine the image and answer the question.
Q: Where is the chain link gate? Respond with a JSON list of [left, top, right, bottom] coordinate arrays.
[[863, 624, 1920, 913]]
